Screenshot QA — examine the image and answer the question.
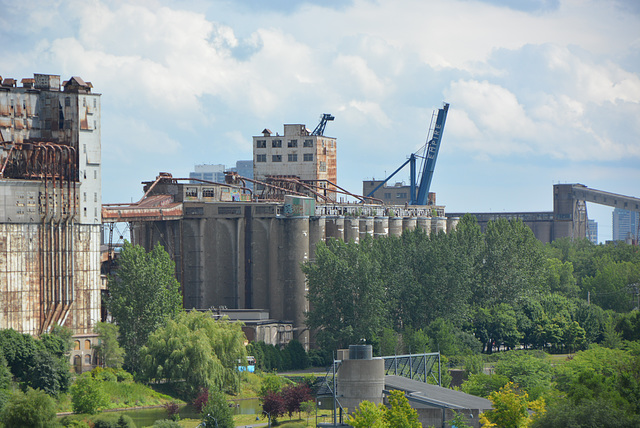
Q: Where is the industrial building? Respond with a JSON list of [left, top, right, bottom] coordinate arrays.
[[447, 184, 640, 244], [0, 74, 103, 370], [363, 179, 436, 206], [253, 119, 337, 199], [316, 345, 491, 428], [103, 173, 451, 349], [102, 113, 454, 349]]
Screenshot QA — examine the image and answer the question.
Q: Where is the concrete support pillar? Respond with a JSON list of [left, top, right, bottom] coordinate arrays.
[[402, 217, 417, 232], [374, 217, 389, 239], [359, 217, 374, 241], [389, 217, 403, 237], [344, 218, 360, 243]]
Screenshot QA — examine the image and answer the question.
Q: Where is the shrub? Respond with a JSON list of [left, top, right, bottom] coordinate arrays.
[[201, 389, 234, 428], [60, 417, 91, 428], [192, 387, 209, 413], [0, 388, 58, 427], [70, 374, 109, 414], [164, 401, 180, 421], [92, 414, 136, 428], [91, 367, 117, 382]]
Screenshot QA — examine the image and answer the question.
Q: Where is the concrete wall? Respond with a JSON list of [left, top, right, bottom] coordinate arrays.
[[131, 200, 439, 349], [0, 221, 101, 336]]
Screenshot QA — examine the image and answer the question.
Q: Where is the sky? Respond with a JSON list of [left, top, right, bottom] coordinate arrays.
[[1, 0, 639, 243]]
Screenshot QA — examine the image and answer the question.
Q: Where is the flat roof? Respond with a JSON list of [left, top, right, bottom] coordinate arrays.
[[385, 375, 492, 411]]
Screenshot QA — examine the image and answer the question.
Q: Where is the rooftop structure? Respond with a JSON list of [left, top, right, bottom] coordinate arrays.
[[253, 123, 337, 199]]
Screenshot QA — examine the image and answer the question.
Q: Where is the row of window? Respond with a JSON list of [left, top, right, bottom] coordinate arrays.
[[256, 153, 314, 163], [83, 192, 98, 202], [256, 139, 315, 148]]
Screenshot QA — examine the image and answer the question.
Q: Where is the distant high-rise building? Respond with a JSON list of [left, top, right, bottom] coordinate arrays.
[[587, 219, 598, 244], [613, 208, 639, 242], [190, 161, 253, 190], [190, 164, 225, 184], [231, 160, 253, 191]]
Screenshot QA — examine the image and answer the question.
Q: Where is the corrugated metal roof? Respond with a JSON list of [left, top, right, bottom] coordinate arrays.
[[385, 375, 492, 411]]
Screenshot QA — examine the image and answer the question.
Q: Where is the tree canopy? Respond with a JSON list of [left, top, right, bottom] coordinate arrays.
[[139, 310, 247, 396], [107, 241, 182, 371]]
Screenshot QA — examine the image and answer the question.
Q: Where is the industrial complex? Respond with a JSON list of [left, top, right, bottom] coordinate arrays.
[[2, 74, 640, 373]]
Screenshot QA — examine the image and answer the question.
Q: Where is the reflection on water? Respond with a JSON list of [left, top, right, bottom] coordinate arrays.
[[119, 399, 262, 427]]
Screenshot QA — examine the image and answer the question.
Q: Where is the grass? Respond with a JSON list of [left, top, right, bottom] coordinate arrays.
[[101, 380, 182, 409]]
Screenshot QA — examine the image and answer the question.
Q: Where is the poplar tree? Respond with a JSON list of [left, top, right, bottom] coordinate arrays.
[[107, 242, 182, 372]]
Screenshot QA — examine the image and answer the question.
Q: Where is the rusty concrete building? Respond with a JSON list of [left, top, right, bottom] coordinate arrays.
[[253, 123, 337, 199], [0, 74, 102, 370], [104, 173, 451, 349]]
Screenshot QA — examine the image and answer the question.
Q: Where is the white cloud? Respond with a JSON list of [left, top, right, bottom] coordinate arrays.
[[1, 0, 638, 236]]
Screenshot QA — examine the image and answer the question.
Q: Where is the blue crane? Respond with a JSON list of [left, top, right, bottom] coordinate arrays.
[[312, 113, 335, 136], [366, 103, 449, 205]]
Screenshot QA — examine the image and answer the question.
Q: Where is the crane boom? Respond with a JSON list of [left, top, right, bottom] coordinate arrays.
[[312, 113, 335, 136], [415, 103, 449, 205]]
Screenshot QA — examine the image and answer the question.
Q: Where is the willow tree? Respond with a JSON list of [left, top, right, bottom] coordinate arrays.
[[139, 310, 247, 396]]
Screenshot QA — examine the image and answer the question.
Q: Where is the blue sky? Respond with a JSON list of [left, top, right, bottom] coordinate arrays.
[[1, 0, 639, 242]]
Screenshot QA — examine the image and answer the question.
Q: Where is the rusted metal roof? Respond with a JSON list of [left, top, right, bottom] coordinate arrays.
[[102, 194, 183, 222]]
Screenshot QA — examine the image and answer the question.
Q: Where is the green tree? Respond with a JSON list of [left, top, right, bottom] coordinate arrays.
[[303, 238, 387, 349], [553, 345, 640, 415], [70, 374, 109, 414], [542, 258, 579, 296], [25, 345, 71, 395], [493, 352, 552, 399], [347, 400, 387, 428], [0, 388, 58, 427], [0, 354, 11, 415], [450, 410, 472, 428], [94, 322, 125, 369], [480, 382, 544, 428], [582, 260, 640, 312], [201, 389, 234, 428], [300, 400, 316, 425], [383, 389, 421, 428], [531, 397, 640, 428], [107, 241, 182, 371], [140, 310, 247, 396], [379, 327, 401, 356], [461, 373, 509, 398], [401, 326, 430, 355], [473, 305, 521, 353], [0, 327, 71, 395], [284, 340, 309, 370], [478, 219, 544, 307]]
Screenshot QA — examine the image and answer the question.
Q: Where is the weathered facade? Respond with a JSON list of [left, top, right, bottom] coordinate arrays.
[[105, 176, 450, 349], [0, 74, 102, 371], [253, 123, 337, 198]]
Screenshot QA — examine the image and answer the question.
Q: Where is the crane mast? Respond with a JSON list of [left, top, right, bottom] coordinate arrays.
[[365, 102, 449, 205], [415, 103, 449, 205]]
